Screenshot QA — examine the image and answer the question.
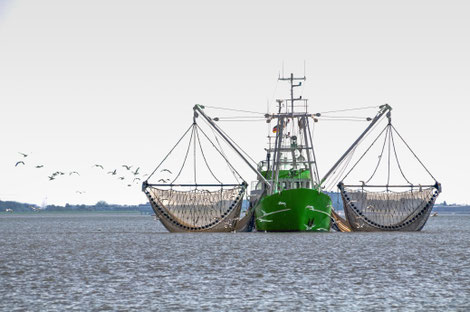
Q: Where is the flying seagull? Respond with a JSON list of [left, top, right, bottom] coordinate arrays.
[[354, 222, 365, 229], [161, 169, 172, 174], [122, 165, 132, 170], [118, 176, 125, 180], [69, 171, 80, 176], [48, 176, 55, 181], [35, 165, 44, 168], [306, 205, 315, 212], [133, 177, 141, 182], [76, 191, 86, 194], [108, 169, 117, 175], [93, 164, 104, 169], [132, 167, 140, 175], [18, 152, 29, 158], [305, 223, 316, 231], [158, 178, 170, 183], [15, 161, 25, 167]]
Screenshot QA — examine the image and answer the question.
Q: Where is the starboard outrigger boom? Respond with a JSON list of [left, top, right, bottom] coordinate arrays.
[[320, 104, 392, 186]]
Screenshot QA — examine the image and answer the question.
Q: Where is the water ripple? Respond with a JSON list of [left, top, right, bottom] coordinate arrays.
[[0, 214, 469, 311]]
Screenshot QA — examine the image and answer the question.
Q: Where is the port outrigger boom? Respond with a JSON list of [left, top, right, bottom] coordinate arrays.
[[193, 104, 271, 188]]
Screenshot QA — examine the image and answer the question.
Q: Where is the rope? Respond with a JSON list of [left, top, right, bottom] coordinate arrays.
[[325, 115, 385, 187], [365, 126, 390, 184], [171, 126, 195, 184], [196, 124, 245, 182], [147, 124, 193, 181], [214, 119, 266, 122], [306, 117, 320, 184], [195, 127, 222, 184], [318, 106, 379, 114], [341, 125, 388, 182], [216, 116, 266, 119], [200, 116, 258, 166], [320, 115, 372, 119], [194, 125, 197, 185], [209, 125, 240, 184], [387, 125, 391, 187], [317, 118, 371, 122], [204, 105, 265, 115], [391, 125, 438, 182], [390, 129, 412, 185], [326, 146, 356, 191]]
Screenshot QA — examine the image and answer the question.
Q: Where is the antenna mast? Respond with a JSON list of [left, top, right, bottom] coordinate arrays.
[[278, 73, 306, 115]]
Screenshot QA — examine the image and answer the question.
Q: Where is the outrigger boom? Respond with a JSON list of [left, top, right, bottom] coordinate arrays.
[[193, 104, 271, 189], [320, 104, 392, 186]]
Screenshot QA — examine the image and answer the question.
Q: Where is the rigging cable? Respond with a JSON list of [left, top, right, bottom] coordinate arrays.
[[196, 124, 244, 182], [320, 115, 372, 119], [214, 119, 266, 122], [171, 125, 195, 184], [195, 126, 222, 184], [215, 116, 266, 119], [387, 124, 392, 187], [326, 145, 357, 191], [323, 115, 385, 188], [391, 125, 438, 182], [365, 126, 390, 184], [147, 123, 194, 181], [194, 125, 197, 185], [390, 128, 412, 185], [306, 117, 320, 183], [201, 116, 258, 166], [318, 106, 380, 114], [316, 118, 371, 122], [204, 105, 265, 115], [341, 125, 389, 183], [208, 125, 240, 184]]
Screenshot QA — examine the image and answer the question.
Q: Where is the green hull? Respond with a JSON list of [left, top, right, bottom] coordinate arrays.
[[255, 188, 332, 232]]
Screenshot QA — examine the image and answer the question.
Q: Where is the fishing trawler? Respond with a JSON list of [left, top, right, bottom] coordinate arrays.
[[142, 72, 441, 232], [248, 73, 332, 232]]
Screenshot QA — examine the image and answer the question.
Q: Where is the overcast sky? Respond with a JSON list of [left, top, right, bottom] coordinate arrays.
[[0, 0, 469, 206]]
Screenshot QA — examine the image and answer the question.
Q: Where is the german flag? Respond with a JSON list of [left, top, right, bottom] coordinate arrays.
[[272, 125, 278, 133]]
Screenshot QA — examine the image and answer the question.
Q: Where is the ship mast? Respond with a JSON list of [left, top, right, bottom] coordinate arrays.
[[278, 73, 305, 116], [267, 73, 319, 194]]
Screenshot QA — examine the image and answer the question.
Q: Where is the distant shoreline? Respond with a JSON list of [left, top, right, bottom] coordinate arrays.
[[2, 198, 470, 215], [0, 199, 153, 214], [0, 210, 145, 215]]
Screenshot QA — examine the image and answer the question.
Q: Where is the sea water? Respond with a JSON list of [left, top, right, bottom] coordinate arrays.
[[1, 213, 469, 311]]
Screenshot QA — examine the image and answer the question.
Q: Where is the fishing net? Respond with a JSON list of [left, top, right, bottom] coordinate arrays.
[[331, 110, 442, 232], [143, 116, 255, 232], [144, 183, 246, 232], [339, 183, 440, 231]]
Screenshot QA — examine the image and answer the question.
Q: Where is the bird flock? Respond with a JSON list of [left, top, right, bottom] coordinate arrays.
[[13, 152, 149, 194]]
